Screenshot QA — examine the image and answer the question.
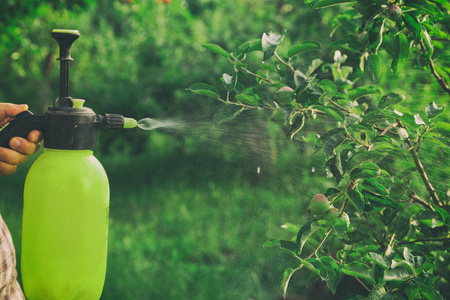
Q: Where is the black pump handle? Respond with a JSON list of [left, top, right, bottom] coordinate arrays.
[[0, 111, 47, 148], [51, 29, 80, 108]]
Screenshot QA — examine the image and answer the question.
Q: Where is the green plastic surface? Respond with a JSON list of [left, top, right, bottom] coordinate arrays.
[[52, 29, 80, 35], [22, 149, 109, 300], [123, 117, 137, 129]]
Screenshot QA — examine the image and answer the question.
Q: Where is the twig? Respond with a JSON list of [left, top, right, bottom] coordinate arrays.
[[239, 66, 274, 84], [409, 192, 435, 211], [421, 41, 450, 97], [274, 51, 295, 73], [306, 228, 333, 259], [355, 277, 371, 293], [397, 119, 442, 207], [325, 96, 351, 114], [381, 122, 398, 136]]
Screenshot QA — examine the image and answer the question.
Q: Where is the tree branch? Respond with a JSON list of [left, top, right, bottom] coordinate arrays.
[[397, 119, 442, 207], [421, 41, 450, 97], [409, 192, 435, 211]]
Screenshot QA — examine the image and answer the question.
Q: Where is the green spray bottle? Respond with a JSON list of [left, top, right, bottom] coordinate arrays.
[[0, 29, 137, 299]]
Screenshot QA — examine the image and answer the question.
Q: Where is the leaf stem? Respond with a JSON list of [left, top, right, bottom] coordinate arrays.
[[306, 228, 333, 259], [409, 192, 435, 212], [325, 96, 351, 114], [355, 277, 371, 293], [239, 66, 274, 83], [274, 51, 295, 73]]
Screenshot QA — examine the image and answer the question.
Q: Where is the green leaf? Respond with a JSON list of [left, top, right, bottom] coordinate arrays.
[[367, 284, 387, 300], [305, 0, 356, 9], [263, 239, 298, 258], [405, 0, 436, 16], [340, 262, 375, 283], [392, 32, 410, 73], [296, 219, 320, 254], [347, 150, 386, 170], [366, 252, 390, 270], [368, 18, 385, 53], [276, 88, 295, 106], [323, 131, 347, 157], [294, 70, 312, 91], [235, 93, 259, 106], [363, 178, 389, 195], [350, 163, 382, 179], [280, 268, 297, 298], [368, 54, 382, 81], [417, 210, 444, 228], [405, 280, 420, 300], [309, 257, 340, 294], [403, 13, 421, 38], [213, 105, 245, 127], [425, 101, 444, 119], [348, 86, 380, 101], [418, 283, 444, 300], [319, 79, 337, 98], [262, 32, 284, 60], [347, 189, 364, 213], [311, 105, 343, 122], [187, 83, 220, 99], [403, 247, 425, 269], [421, 30, 434, 57], [378, 93, 405, 109], [384, 266, 412, 281], [202, 43, 228, 58], [237, 39, 262, 54], [432, 0, 450, 10], [287, 41, 321, 58], [344, 113, 362, 128], [363, 190, 403, 210]]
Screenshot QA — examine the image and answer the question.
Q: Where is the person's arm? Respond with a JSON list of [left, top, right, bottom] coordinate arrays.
[[0, 103, 43, 175]]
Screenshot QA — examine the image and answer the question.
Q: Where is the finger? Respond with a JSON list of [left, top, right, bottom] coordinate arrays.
[[0, 103, 28, 120], [0, 161, 17, 176], [0, 147, 27, 166], [10, 137, 40, 156], [27, 130, 43, 144]]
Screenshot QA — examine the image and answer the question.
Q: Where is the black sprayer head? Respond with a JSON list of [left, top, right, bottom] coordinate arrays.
[[0, 29, 136, 150], [51, 29, 80, 108]]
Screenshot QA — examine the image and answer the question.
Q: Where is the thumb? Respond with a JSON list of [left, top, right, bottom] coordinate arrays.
[[0, 103, 28, 121]]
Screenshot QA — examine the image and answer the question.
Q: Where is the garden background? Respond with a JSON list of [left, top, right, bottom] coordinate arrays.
[[0, 0, 448, 299]]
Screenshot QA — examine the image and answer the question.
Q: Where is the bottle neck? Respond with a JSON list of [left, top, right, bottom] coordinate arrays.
[[44, 148, 94, 155]]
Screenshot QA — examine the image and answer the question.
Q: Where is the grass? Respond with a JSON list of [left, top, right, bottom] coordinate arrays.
[[102, 182, 307, 299]]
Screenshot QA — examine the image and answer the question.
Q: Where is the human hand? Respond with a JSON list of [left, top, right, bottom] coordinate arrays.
[[0, 103, 43, 175]]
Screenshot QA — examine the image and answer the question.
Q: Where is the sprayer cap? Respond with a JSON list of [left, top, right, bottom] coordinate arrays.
[[73, 99, 85, 109]]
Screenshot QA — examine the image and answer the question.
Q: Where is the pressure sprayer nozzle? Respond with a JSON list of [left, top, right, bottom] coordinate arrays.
[[123, 117, 137, 129], [97, 114, 137, 130]]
